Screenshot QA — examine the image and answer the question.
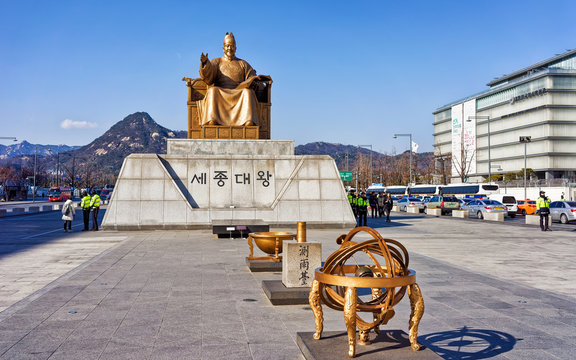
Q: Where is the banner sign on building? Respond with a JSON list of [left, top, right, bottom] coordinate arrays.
[[451, 100, 477, 179]]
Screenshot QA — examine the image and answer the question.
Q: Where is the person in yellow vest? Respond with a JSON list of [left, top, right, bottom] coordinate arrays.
[[80, 190, 91, 231], [90, 190, 101, 231], [348, 190, 357, 217], [536, 190, 551, 231], [357, 192, 368, 227]]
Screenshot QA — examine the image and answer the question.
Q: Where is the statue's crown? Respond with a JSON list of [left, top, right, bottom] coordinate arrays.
[[224, 32, 236, 45]]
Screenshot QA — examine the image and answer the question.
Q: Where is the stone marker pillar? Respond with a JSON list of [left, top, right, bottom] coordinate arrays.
[[282, 242, 321, 288]]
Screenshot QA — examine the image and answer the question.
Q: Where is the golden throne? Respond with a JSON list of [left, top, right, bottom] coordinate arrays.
[[182, 77, 272, 139]]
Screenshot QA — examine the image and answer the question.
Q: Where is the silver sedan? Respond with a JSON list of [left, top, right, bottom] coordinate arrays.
[[549, 201, 576, 224], [397, 197, 425, 212], [461, 199, 508, 219]]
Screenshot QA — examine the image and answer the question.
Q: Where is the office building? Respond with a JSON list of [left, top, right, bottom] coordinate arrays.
[[433, 49, 576, 182]]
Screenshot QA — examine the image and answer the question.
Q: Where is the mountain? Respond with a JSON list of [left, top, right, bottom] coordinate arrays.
[[0, 141, 79, 159], [68, 112, 186, 173], [295, 141, 433, 173]]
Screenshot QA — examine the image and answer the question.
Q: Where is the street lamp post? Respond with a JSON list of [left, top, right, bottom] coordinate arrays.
[[393, 134, 413, 185], [33, 145, 37, 202], [468, 116, 491, 182], [358, 145, 373, 186], [519, 136, 532, 200]]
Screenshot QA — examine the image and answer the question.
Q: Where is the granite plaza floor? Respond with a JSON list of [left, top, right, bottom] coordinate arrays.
[[0, 211, 574, 359]]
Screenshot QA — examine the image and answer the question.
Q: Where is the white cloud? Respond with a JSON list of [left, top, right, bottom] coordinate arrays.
[[60, 119, 98, 129]]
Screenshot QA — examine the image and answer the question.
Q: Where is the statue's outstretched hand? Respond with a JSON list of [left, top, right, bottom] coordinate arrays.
[[200, 53, 209, 65]]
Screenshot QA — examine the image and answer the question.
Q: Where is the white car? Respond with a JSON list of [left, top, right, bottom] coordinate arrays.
[[489, 194, 517, 218], [461, 199, 508, 219]]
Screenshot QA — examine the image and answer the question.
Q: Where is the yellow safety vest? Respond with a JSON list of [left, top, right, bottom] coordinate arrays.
[[90, 194, 101, 208], [81, 195, 91, 210], [536, 196, 550, 209]]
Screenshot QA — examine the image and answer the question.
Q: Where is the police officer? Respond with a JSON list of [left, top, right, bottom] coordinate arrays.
[[348, 190, 357, 217], [80, 190, 91, 231], [357, 192, 368, 227], [90, 190, 101, 231], [536, 191, 551, 231]]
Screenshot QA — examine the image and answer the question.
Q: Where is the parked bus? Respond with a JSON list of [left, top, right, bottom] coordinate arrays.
[[407, 184, 440, 196], [384, 186, 408, 196], [48, 187, 72, 202], [366, 184, 386, 194], [439, 183, 499, 198]]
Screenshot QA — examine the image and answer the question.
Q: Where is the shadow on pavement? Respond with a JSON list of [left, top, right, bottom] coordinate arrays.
[[361, 214, 425, 229], [419, 326, 517, 360]]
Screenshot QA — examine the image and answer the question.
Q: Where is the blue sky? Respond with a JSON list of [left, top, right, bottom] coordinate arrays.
[[1, 0, 575, 154]]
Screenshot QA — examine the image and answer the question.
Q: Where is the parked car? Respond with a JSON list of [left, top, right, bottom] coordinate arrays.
[[517, 199, 537, 215], [549, 201, 576, 224], [489, 194, 517, 218], [426, 195, 461, 215], [397, 197, 425, 212], [461, 199, 508, 219]]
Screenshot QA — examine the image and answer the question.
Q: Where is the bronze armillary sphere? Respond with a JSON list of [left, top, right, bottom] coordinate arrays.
[[308, 226, 424, 358]]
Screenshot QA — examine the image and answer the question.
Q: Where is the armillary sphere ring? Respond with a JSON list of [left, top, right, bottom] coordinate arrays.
[[308, 226, 424, 358]]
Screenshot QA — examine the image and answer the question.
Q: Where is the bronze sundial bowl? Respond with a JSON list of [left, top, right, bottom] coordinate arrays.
[[308, 226, 424, 358], [247, 232, 296, 262]]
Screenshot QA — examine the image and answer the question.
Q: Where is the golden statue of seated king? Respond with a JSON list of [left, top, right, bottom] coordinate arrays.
[[183, 33, 272, 139]]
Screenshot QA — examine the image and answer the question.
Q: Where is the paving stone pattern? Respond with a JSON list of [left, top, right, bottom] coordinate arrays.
[[0, 215, 574, 359]]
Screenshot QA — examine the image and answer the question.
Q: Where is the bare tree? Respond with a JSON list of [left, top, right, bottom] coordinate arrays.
[[452, 141, 476, 183]]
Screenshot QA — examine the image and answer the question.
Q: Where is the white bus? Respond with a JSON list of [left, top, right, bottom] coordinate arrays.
[[439, 183, 499, 198], [407, 184, 440, 196]]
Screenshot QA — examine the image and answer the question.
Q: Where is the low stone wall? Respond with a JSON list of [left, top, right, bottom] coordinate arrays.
[[41, 205, 53, 212], [525, 215, 540, 225], [426, 208, 442, 216], [391, 205, 400, 212], [28, 206, 39, 213], [452, 210, 469, 218], [0, 209, 6, 217], [407, 206, 420, 214], [11, 208, 25, 215], [484, 212, 504, 222]]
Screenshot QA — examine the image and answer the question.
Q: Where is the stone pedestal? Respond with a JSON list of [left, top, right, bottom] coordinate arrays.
[[391, 205, 400, 212], [426, 208, 442, 216], [297, 331, 442, 360], [452, 210, 469, 218], [484, 212, 505, 222], [282, 242, 322, 288], [102, 139, 356, 230], [245, 257, 282, 272]]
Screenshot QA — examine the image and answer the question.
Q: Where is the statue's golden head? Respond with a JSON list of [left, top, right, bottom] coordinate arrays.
[[223, 32, 236, 60]]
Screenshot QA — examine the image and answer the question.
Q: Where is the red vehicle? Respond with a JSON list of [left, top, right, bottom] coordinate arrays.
[[48, 187, 72, 202]]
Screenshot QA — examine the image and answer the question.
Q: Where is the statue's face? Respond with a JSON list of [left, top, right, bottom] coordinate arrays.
[[223, 38, 236, 59]]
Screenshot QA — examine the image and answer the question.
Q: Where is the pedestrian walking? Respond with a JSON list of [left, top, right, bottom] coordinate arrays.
[[384, 192, 393, 222], [80, 190, 91, 231], [377, 192, 385, 218], [357, 192, 368, 227], [61, 198, 75, 232], [90, 190, 101, 231], [369, 192, 378, 218], [536, 191, 551, 231]]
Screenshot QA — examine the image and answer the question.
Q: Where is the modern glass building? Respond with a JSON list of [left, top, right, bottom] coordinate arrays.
[[433, 49, 576, 182]]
